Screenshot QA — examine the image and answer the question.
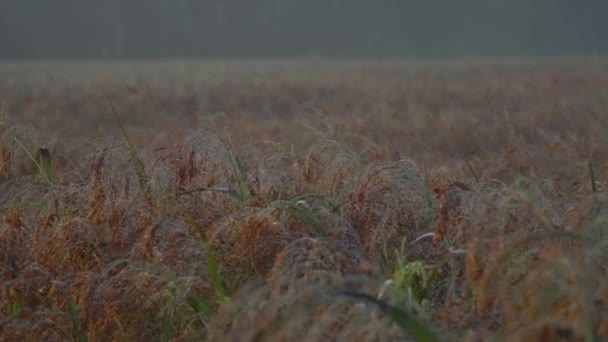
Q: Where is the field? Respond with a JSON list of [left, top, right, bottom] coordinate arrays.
[[0, 59, 607, 341]]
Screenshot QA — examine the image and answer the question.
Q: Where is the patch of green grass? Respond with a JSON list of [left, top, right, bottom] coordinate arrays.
[[185, 216, 230, 303], [66, 294, 88, 342]]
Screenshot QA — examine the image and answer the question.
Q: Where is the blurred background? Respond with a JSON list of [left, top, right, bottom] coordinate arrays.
[[1, 1, 606, 60]]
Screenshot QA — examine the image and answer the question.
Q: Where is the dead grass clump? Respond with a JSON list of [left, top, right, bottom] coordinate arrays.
[[84, 138, 163, 213], [175, 126, 247, 204], [208, 209, 288, 282], [466, 204, 547, 316], [0, 263, 53, 318], [0, 140, 11, 178], [464, 180, 607, 339], [86, 151, 106, 223], [122, 219, 212, 292], [146, 148, 178, 207], [81, 261, 168, 340], [430, 178, 473, 245], [344, 159, 433, 264], [239, 140, 303, 205], [302, 139, 362, 196], [0, 209, 27, 279], [268, 237, 368, 296], [500, 255, 598, 341], [208, 191, 369, 294], [31, 218, 101, 275], [269, 194, 343, 239], [79, 141, 176, 253], [104, 203, 146, 254], [0, 124, 41, 179], [0, 308, 73, 341], [208, 277, 404, 341], [270, 194, 368, 276], [98, 132, 178, 215]]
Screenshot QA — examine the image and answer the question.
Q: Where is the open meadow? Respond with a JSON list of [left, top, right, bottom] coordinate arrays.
[[0, 59, 607, 341]]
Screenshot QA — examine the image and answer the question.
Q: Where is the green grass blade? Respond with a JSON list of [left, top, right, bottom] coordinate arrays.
[[207, 248, 226, 301], [207, 128, 247, 204], [34, 147, 53, 184], [162, 311, 173, 342], [186, 296, 213, 318], [185, 216, 208, 244], [106, 97, 154, 208], [290, 205, 326, 237], [10, 298, 21, 315], [589, 159, 597, 194], [66, 294, 88, 342], [185, 216, 227, 302]]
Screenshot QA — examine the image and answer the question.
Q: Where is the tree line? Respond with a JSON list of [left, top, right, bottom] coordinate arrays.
[[0, 0, 606, 59]]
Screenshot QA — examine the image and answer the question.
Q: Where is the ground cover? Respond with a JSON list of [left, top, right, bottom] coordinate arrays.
[[0, 59, 607, 341]]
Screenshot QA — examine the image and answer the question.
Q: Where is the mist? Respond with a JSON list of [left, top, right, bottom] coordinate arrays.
[[0, 1, 607, 60]]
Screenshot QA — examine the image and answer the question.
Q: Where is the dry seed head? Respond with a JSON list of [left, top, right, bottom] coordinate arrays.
[[0, 142, 11, 177], [87, 155, 106, 223]]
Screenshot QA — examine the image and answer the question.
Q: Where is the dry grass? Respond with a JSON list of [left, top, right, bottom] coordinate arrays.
[[0, 59, 607, 341]]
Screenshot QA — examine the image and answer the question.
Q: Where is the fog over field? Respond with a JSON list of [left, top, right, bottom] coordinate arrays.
[[1, 1, 607, 59]]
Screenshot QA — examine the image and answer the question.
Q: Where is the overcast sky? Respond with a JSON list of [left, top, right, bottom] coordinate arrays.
[[0, 1, 606, 59]]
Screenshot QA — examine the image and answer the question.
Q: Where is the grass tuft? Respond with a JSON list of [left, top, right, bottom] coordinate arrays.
[[106, 97, 156, 212], [337, 290, 442, 342]]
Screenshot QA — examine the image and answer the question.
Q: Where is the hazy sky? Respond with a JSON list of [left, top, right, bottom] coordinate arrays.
[[1, 1, 606, 59]]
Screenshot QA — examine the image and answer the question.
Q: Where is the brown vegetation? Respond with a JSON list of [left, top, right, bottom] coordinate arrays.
[[0, 60, 607, 341]]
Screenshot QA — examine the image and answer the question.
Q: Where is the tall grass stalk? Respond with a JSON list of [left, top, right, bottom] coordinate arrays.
[[209, 128, 247, 204], [34, 147, 53, 184], [66, 293, 88, 342], [464, 159, 479, 184], [185, 216, 229, 303], [478, 230, 578, 301], [486, 98, 555, 205], [106, 97, 156, 212], [486, 99, 531, 167], [588, 159, 597, 194]]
